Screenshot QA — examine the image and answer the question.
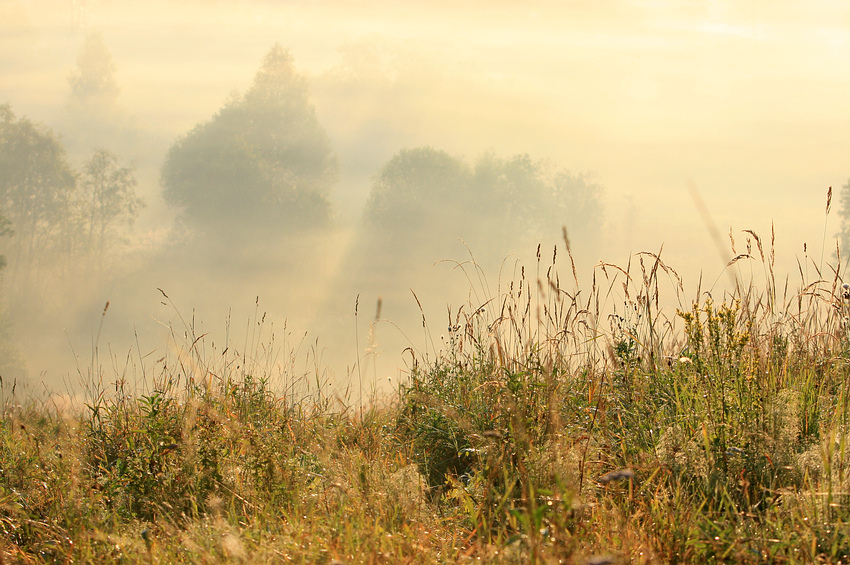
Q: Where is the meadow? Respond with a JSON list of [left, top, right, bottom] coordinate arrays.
[[3, 227, 850, 564]]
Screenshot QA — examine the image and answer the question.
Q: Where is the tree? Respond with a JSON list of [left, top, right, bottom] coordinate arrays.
[[66, 32, 120, 123], [469, 153, 604, 255], [0, 210, 23, 385], [0, 104, 77, 282], [161, 45, 338, 239], [77, 149, 143, 266], [362, 147, 604, 269], [366, 147, 471, 233], [0, 212, 11, 272]]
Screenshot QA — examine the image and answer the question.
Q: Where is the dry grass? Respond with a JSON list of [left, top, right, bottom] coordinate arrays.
[[4, 228, 850, 564]]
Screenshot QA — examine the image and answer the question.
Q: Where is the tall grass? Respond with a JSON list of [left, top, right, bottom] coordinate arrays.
[[4, 229, 850, 563]]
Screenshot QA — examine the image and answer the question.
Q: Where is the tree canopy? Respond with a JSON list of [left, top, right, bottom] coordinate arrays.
[[77, 149, 144, 263], [366, 147, 471, 233], [0, 103, 143, 298], [0, 104, 77, 266], [161, 45, 338, 237], [66, 32, 120, 120], [363, 146, 604, 268]]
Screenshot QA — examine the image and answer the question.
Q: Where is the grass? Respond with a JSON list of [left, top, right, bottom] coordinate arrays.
[[5, 230, 850, 564]]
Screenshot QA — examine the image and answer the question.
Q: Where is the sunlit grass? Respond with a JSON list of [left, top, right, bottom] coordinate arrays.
[[4, 229, 850, 563]]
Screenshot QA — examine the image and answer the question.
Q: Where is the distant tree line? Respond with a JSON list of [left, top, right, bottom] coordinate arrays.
[[0, 39, 607, 284], [159, 45, 603, 265], [364, 147, 602, 266], [0, 37, 608, 383]]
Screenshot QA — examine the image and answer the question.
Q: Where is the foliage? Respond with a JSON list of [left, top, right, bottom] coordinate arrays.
[[0, 103, 77, 271], [82, 374, 307, 523], [363, 146, 603, 270], [470, 152, 603, 252], [76, 149, 144, 263], [367, 147, 471, 231], [161, 45, 338, 238], [66, 32, 120, 121], [0, 102, 143, 323]]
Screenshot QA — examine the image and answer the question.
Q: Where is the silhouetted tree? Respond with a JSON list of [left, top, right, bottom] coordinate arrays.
[[0, 104, 77, 284], [0, 104, 145, 296], [0, 213, 11, 272], [362, 147, 604, 269], [161, 45, 337, 239], [67, 32, 119, 120], [77, 149, 143, 267], [367, 147, 471, 232], [470, 152, 604, 255], [62, 32, 127, 156]]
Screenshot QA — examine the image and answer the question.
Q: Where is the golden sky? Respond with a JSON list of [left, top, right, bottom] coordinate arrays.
[[3, 1, 845, 275]]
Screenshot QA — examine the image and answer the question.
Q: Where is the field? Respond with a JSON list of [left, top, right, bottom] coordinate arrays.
[[4, 230, 850, 564]]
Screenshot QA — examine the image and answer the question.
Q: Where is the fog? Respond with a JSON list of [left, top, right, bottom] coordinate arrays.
[[1, 0, 848, 399]]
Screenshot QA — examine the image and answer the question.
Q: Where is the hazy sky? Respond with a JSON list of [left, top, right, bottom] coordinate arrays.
[[1, 0, 849, 391]]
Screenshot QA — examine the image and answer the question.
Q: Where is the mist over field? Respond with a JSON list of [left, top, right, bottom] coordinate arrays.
[[0, 0, 848, 398]]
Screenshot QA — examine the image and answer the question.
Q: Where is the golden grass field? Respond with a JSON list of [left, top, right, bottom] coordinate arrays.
[[4, 224, 850, 564]]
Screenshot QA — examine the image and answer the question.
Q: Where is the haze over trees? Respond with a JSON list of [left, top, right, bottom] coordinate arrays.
[[0, 104, 143, 307], [0, 34, 611, 388], [66, 32, 120, 123], [329, 146, 604, 336], [160, 45, 338, 243], [363, 146, 604, 272], [0, 102, 144, 382], [61, 32, 126, 156], [0, 104, 77, 292], [77, 149, 145, 271]]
